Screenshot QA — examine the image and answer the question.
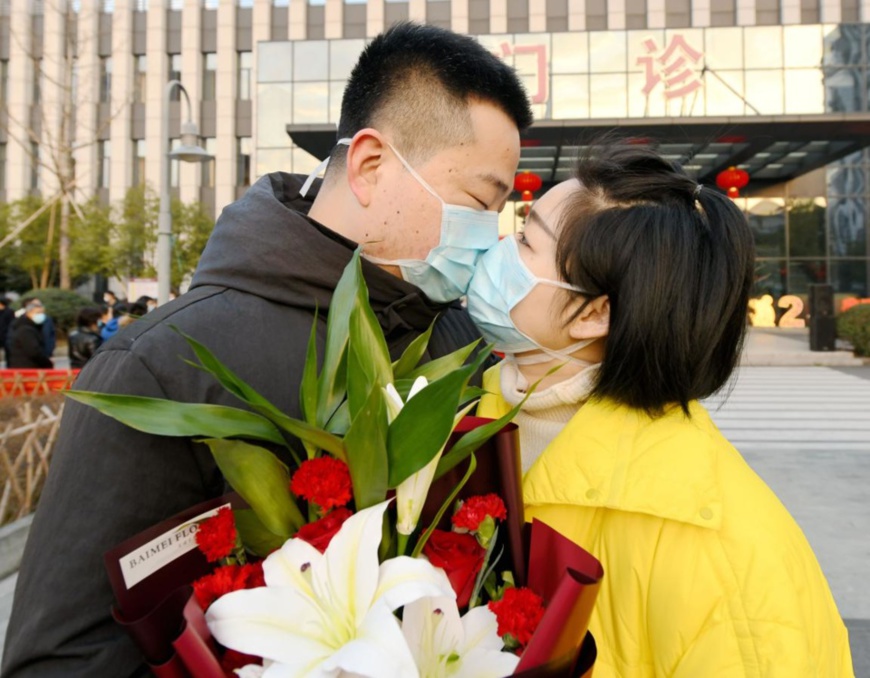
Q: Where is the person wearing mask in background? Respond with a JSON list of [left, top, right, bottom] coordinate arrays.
[[471, 143, 853, 677], [68, 308, 104, 369], [0, 297, 15, 366], [135, 295, 158, 313], [7, 300, 54, 369], [103, 290, 119, 309], [14, 296, 55, 363], [3, 22, 531, 676]]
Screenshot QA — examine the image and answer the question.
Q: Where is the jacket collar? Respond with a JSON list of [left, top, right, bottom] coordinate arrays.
[[523, 398, 724, 530]]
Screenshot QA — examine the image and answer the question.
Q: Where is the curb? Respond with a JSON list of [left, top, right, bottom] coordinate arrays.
[[0, 516, 33, 580]]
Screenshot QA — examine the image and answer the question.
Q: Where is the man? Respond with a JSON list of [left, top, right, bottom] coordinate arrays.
[[6, 299, 53, 369], [0, 297, 14, 366], [3, 23, 531, 676]]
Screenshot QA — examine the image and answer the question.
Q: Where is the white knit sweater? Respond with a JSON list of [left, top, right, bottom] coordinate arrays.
[[500, 360, 600, 473]]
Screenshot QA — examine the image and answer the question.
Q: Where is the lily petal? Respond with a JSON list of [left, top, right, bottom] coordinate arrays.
[[457, 606, 505, 654], [407, 376, 429, 399], [321, 602, 419, 678], [383, 384, 405, 423], [374, 557, 455, 612], [262, 536, 321, 595], [451, 648, 520, 678]]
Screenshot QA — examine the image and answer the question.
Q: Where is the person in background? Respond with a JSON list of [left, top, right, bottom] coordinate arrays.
[[0, 296, 15, 366], [68, 308, 104, 369], [135, 295, 158, 313], [103, 290, 119, 309], [7, 299, 54, 369], [99, 301, 147, 342], [16, 295, 55, 362], [471, 143, 854, 677]]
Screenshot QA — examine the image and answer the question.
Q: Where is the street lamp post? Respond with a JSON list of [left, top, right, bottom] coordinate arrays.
[[157, 80, 212, 306]]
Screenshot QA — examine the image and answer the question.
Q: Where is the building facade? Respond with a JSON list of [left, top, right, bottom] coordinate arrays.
[[1, 0, 870, 305]]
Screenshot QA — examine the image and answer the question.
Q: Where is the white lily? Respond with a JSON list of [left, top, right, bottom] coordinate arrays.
[[206, 501, 455, 678], [384, 378, 476, 538], [402, 595, 520, 678]]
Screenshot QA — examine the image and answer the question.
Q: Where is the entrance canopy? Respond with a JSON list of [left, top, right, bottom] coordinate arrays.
[[288, 111, 870, 195]]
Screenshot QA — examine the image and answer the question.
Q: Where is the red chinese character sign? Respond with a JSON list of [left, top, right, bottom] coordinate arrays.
[[637, 34, 704, 115], [484, 39, 549, 107]]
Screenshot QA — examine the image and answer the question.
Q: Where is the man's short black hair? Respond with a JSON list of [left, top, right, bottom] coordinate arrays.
[[77, 307, 103, 329], [556, 142, 755, 416], [328, 22, 533, 174]]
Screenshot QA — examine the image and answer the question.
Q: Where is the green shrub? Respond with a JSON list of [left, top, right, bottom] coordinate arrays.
[[18, 288, 94, 337], [836, 304, 870, 357]]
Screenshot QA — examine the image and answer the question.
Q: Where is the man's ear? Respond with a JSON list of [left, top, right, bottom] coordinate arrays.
[[567, 295, 610, 341], [346, 129, 386, 208]]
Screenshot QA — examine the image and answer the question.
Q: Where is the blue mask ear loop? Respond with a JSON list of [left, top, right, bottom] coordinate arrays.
[[298, 138, 353, 198]]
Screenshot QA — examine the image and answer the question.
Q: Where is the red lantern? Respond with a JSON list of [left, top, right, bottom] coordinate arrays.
[[715, 166, 749, 198], [514, 171, 542, 201]]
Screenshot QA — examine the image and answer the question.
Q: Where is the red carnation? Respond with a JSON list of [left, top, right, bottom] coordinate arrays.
[[488, 586, 545, 649], [295, 508, 353, 553], [452, 494, 507, 533], [193, 562, 265, 611], [290, 457, 353, 512], [195, 507, 238, 563], [422, 529, 486, 608]]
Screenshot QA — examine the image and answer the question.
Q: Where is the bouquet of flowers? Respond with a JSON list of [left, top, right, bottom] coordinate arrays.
[[74, 251, 602, 678]]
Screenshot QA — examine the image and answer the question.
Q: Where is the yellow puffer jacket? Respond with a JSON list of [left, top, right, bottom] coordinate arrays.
[[479, 368, 854, 677]]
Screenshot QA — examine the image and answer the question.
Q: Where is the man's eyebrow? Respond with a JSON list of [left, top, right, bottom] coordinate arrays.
[[528, 210, 556, 240], [477, 172, 511, 196]]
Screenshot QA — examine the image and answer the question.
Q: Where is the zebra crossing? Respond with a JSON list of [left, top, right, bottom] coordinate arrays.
[[703, 366, 870, 452]]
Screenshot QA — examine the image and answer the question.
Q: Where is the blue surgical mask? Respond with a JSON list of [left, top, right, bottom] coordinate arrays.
[[362, 143, 499, 303], [31, 312, 46, 325], [466, 235, 595, 363]]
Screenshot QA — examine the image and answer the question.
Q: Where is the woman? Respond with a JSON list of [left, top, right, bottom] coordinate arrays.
[[469, 144, 854, 677]]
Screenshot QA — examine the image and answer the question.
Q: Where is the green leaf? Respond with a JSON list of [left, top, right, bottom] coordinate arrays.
[[316, 251, 359, 426], [300, 312, 321, 458], [325, 400, 350, 435], [66, 392, 287, 446], [344, 385, 389, 510], [174, 328, 346, 461], [233, 509, 286, 557], [203, 438, 304, 537], [411, 453, 477, 558], [386, 348, 490, 488], [406, 340, 480, 383], [392, 319, 436, 378]]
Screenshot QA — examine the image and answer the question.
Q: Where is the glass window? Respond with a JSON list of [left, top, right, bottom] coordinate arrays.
[[788, 199, 826, 257], [294, 41, 328, 81], [784, 25, 823, 68], [201, 137, 216, 187], [824, 68, 863, 112], [293, 82, 329, 123], [257, 84, 293, 147], [292, 146, 320, 174], [99, 57, 112, 103], [626, 30, 664, 74], [704, 27, 744, 70], [30, 142, 40, 191], [788, 260, 827, 293], [101, 0, 114, 11], [97, 140, 111, 188], [273, 0, 289, 5], [203, 53, 217, 101], [134, 55, 147, 103], [132, 139, 146, 185], [747, 198, 786, 257], [329, 81, 344, 124], [702, 69, 745, 115], [827, 163, 865, 197], [256, 148, 290, 178], [169, 54, 182, 101], [745, 70, 784, 115], [551, 32, 589, 74], [828, 197, 867, 256], [238, 51, 252, 100], [237, 137, 252, 187], [135, 0, 147, 10], [744, 27, 783, 69], [552, 74, 589, 118], [589, 32, 627, 74], [589, 74, 627, 118], [784, 69, 824, 115], [330, 40, 365, 80], [238, 0, 254, 6], [32, 58, 41, 104], [823, 25, 862, 68], [0, 60, 8, 105], [830, 260, 868, 296], [258, 42, 292, 84], [752, 259, 787, 298]]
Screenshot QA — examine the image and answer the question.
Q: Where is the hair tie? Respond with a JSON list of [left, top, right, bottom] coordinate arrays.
[[693, 184, 703, 199]]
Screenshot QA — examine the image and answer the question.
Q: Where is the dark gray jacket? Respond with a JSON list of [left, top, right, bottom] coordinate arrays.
[[2, 174, 487, 677]]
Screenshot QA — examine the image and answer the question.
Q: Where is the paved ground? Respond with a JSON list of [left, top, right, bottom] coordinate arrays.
[[1, 329, 868, 673]]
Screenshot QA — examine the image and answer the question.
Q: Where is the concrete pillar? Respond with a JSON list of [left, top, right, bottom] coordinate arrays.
[[567, 0, 586, 31], [109, 0, 134, 203], [214, 0, 237, 213], [408, 0, 426, 22], [289, 0, 307, 40], [367, 0, 385, 37], [608, 0, 625, 30], [252, 0, 271, 182], [529, 0, 548, 32], [691, 0, 711, 26], [820, 0, 841, 21], [145, 0, 169, 193], [179, 0, 203, 204], [451, 0, 469, 34], [491, 0, 508, 33], [647, 0, 665, 28], [6, 0, 33, 198], [736, 0, 757, 25]]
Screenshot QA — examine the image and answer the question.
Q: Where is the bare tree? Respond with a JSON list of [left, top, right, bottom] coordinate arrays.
[[0, 0, 127, 289]]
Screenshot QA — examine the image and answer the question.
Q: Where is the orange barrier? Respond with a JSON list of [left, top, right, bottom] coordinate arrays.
[[841, 298, 870, 313], [0, 369, 81, 398]]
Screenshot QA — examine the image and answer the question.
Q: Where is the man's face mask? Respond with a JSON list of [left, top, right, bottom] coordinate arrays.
[[300, 138, 499, 304]]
